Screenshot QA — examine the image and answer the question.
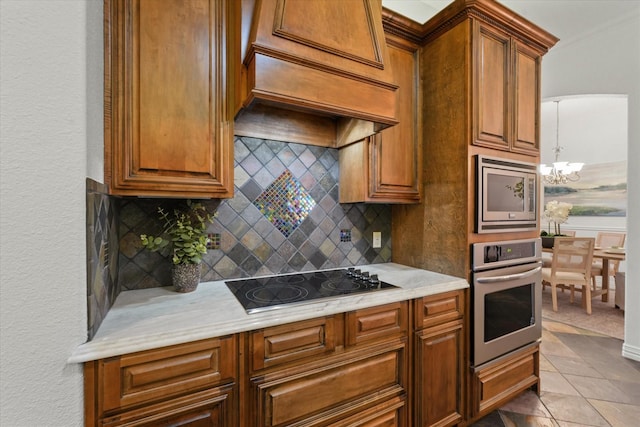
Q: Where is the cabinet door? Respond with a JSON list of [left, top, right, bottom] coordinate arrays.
[[512, 42, 541, 154], [338, 42, 420, 204], [415, 321, 464, 427], [105, 0, 236, 198], [369, 44, 420, 202], [473, 23, 511, 151]]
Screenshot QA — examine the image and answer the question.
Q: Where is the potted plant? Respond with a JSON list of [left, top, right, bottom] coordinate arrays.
[[540, 200, 572, 248], [140, 200, 215, 292]]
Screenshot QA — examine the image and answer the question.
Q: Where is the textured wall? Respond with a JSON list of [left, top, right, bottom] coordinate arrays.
[[0, 1, 91, 425]]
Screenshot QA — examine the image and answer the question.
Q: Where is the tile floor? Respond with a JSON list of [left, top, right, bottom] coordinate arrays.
[[471, 319, 640, 427]]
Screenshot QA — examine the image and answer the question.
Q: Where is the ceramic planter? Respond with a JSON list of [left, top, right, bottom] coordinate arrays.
[[171, 264, 201, 293], [541, 235, 571, 249]]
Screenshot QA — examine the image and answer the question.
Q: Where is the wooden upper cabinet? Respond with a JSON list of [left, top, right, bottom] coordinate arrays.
[[513, 42, 542, 153], [339, 38, 420, 204], [473, 21, 543, 156], [104, 0, 237, 198], [474, 23, 510, 151]]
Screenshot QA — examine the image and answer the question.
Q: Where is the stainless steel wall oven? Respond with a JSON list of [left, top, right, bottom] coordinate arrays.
[[471, 238, 542, 367]]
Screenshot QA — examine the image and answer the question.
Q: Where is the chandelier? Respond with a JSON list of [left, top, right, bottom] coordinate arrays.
[[539, 100, 584, 185]]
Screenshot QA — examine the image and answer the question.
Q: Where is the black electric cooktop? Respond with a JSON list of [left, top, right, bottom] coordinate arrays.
[[225, 268, 398, 314]]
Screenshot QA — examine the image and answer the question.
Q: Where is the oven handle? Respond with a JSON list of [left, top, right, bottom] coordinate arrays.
[[475, 266, 541, 284]]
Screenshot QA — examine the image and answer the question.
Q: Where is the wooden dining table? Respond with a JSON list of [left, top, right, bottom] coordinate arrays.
[[542, 246, 626, 302]]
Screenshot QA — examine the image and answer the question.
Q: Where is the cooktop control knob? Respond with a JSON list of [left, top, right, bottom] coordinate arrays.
[[369, 274, 380, 286]]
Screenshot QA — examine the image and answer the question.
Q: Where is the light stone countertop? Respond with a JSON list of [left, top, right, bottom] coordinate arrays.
[[68, 263, 468, 363]]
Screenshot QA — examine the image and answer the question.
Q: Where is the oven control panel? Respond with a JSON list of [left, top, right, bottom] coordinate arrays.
[[473, 238, 542, 271]]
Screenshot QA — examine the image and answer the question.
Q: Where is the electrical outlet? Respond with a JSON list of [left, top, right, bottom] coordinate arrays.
[[373, 231, 382, 248]]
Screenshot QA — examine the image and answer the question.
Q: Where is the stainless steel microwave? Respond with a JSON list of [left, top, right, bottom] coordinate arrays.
[[475, 155, 538, 233]]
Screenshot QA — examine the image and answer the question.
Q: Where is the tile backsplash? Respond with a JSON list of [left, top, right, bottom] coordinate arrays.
[[86, 179, 119, 340], [86, 137, 392, 337], [118, 137, 392, 289]]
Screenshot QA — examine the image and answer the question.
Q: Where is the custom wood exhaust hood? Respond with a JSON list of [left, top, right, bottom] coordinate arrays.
[[235, 0, 399, 148]]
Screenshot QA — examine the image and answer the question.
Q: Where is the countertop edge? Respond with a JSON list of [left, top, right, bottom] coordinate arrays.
[[69, 263, 469, 363]]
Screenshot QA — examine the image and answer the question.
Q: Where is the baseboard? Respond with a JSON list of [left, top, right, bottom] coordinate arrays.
[[622, 342, 640, 362]]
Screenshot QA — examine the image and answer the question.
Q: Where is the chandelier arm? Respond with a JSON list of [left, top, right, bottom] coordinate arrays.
[[555, 101, 560, 162], [540, 100, 583, 185]]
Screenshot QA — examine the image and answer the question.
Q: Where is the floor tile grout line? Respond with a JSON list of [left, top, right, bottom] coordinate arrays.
[[547, 338, 616, 426]]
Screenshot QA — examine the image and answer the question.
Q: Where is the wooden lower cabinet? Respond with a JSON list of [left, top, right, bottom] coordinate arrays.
[[99, 386, 235, 427], [249, 316, 337, 371], [415, 321, 464, 427], [413, 292, 465, 427], [346, 301, 408, 346], [85, 297, 472, 427], [84, 336, 238, 427], [470, 342, 540, 420], [248, 342, 407, 426], [245, 302, 409, 426]]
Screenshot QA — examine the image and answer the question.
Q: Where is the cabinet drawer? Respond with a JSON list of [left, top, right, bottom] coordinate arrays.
[[346, 301, 408, 346], [251, 344, 406, 427], [99, 336, 236, 414], [415, 290, 465, 329], [100, 385, 235, 427], [472, 343, 539, 417], [331, 396, 406, 427], [250, 316, 337, 371]]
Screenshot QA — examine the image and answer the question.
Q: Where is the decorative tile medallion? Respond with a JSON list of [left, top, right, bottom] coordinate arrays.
[[340, 229, 352, 242], [207, 233, 221, 250], [253, 169, 316, 237]]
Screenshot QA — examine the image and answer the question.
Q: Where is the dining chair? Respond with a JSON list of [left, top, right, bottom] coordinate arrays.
[[591, 232, 626, 289], [542, 237, 595, 314], [541, 230, 577, 270]]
